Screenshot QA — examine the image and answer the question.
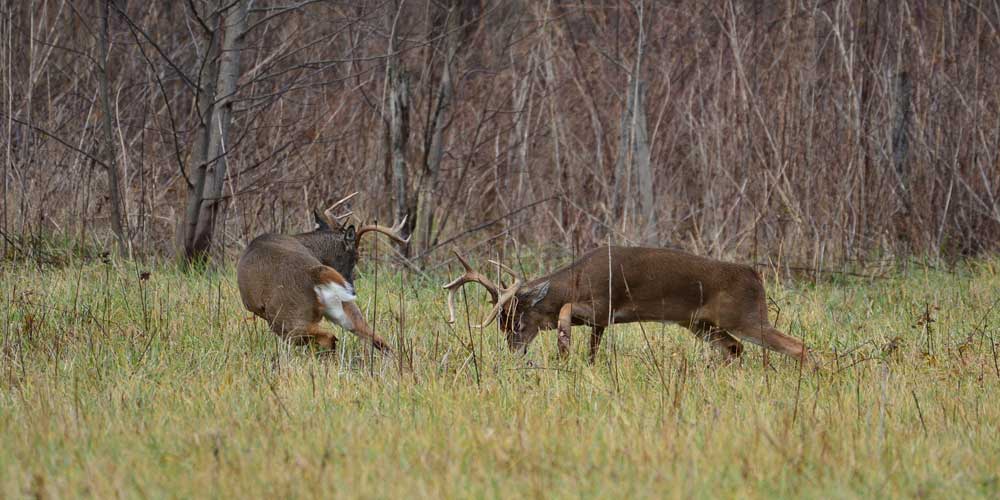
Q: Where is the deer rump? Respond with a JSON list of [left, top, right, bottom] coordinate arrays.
[[236, 234, 342, 339], [238, 234, 364, 346]]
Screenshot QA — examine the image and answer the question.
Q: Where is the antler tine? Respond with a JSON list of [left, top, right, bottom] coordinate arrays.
[[487, 259, 519, 281], [452, 251, 474, 272], [357, 215, 410, 245], [474, 275, 523, 328], [442, 252, 501, 323], [332, 210, 353, 222], [325, 192, 359, 215], [440, 253, 525, 328]]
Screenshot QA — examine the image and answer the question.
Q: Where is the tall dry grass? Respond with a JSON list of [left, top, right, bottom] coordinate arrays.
[[2, 254, 999, 497]]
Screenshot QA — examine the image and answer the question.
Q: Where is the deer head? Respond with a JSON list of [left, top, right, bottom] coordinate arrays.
[[442, 252, 552, 350], [297, 192, 410, 283]]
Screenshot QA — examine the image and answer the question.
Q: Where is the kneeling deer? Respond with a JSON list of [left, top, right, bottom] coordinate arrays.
[[444, 246, 809, 364], [238, 194, 407, 353]]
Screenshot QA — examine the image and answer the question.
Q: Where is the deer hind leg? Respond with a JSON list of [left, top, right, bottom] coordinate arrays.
[[305, 323, 338, 351], [268, 320, 338, 351], [685, 320, 743, 361], [557, 303, 573, 357], [588, 326, 606, 364]]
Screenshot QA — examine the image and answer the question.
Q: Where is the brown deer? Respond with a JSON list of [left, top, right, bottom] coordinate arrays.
[[443, 246, 810, 364], [238, 193, 407, 353]]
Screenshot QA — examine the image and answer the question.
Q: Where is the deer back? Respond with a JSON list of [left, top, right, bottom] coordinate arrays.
[[512, 246, 765, 324]]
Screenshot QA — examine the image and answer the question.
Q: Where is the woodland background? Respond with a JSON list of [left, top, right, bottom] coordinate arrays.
[[2, 0, 999, 268]]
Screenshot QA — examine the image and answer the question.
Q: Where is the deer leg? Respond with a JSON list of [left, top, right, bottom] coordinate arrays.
[[339, 301, 393, 353], [269, 319, 308, 345], [732, 324, 807, 363], [557, 303, 573, 357], [686, 321, 743, 361], [588, 325, 606, 364], [305, 323, 339, 352]]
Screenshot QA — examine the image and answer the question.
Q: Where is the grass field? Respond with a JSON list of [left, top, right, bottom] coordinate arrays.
[[2, 253, 999, 498]]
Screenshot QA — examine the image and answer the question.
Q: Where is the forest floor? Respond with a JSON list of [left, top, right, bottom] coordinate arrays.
[[2, 252, 999, 498]]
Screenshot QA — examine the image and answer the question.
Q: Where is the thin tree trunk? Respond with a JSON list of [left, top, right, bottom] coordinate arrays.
[[632, 80, 656, 240], [98, 0, 128, 255], [2, 4, 10, 259], [612, 80, 632, 221], [613, 2, 656, 242], [182, 0, 249, 263], [388, 52, 411, 245], [181, 5, 221, 259], [414, 2, 459, 254], [891, 70, 911, 211]]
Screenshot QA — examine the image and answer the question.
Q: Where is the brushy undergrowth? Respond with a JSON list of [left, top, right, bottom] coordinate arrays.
[[2, 255, 999, 498]]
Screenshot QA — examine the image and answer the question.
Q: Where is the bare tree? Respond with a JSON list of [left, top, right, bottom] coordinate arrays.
[[3, 1, 999, 263], [413, 0, 461, 254], [385, 3, 411, 248], [891, 70, 912, 212], [180, 0, 251, 263], [613, 1, 655, 243], [98, 0, 128, 254]]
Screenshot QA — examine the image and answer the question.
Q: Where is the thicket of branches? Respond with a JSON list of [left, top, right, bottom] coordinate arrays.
[[2, 0, 999, 268]]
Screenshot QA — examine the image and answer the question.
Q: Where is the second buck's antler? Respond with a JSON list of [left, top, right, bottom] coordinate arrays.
[[443, 252, 521, 327], [357, 216, 410, 245], [322, 193, 410, 246]]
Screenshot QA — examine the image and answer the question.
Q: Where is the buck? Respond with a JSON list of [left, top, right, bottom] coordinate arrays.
[[444, 246, 810, 364], [238, 193, 407, 353]]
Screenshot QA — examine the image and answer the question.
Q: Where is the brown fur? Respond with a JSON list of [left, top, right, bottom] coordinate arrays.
[[481, 246, 808, 364], [237, 224, 392, 354]]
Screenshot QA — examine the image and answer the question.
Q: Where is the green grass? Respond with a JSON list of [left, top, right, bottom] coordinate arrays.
[[2, 256, 999, 498]]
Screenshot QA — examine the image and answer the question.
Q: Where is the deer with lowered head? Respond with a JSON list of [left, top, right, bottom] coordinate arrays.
[[444, 246, 810, 364], [238, 193, 407, 353]]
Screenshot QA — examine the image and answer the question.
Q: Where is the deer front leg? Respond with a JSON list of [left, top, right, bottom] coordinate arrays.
[[557, 303, 573, 357], [685, 321, 743, 362], [588, 325, 606, 364], [341, 301, 394, 353]]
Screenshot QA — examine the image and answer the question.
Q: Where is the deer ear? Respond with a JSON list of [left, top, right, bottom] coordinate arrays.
[[313, 209, 331, 231], [520, 281, 550, 307], [343, 224, 356, 243]]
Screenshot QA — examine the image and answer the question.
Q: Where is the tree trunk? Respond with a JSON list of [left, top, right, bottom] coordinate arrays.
[[181, 0, 249, 263], [98, 0, 128, 255], [613, 78, 656, 242], [612, 79, 634, 221], [891, 70, 912, 211], [388, 55, 411, 247], [414, 2, 459, 254], [631, 80, 656, 240]]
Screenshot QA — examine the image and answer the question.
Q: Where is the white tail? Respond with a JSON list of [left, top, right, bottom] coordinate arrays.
[[315, 280, 356, 330]]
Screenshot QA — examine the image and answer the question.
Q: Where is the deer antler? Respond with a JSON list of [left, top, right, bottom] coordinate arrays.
[[442, 252, 522, 327], [357, 215, 410, 245], [324, 192, 359, 222]]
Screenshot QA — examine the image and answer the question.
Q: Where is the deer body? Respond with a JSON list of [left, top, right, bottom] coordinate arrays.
[[445, 246, 808, 364], [237, 198, 406, 353]]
